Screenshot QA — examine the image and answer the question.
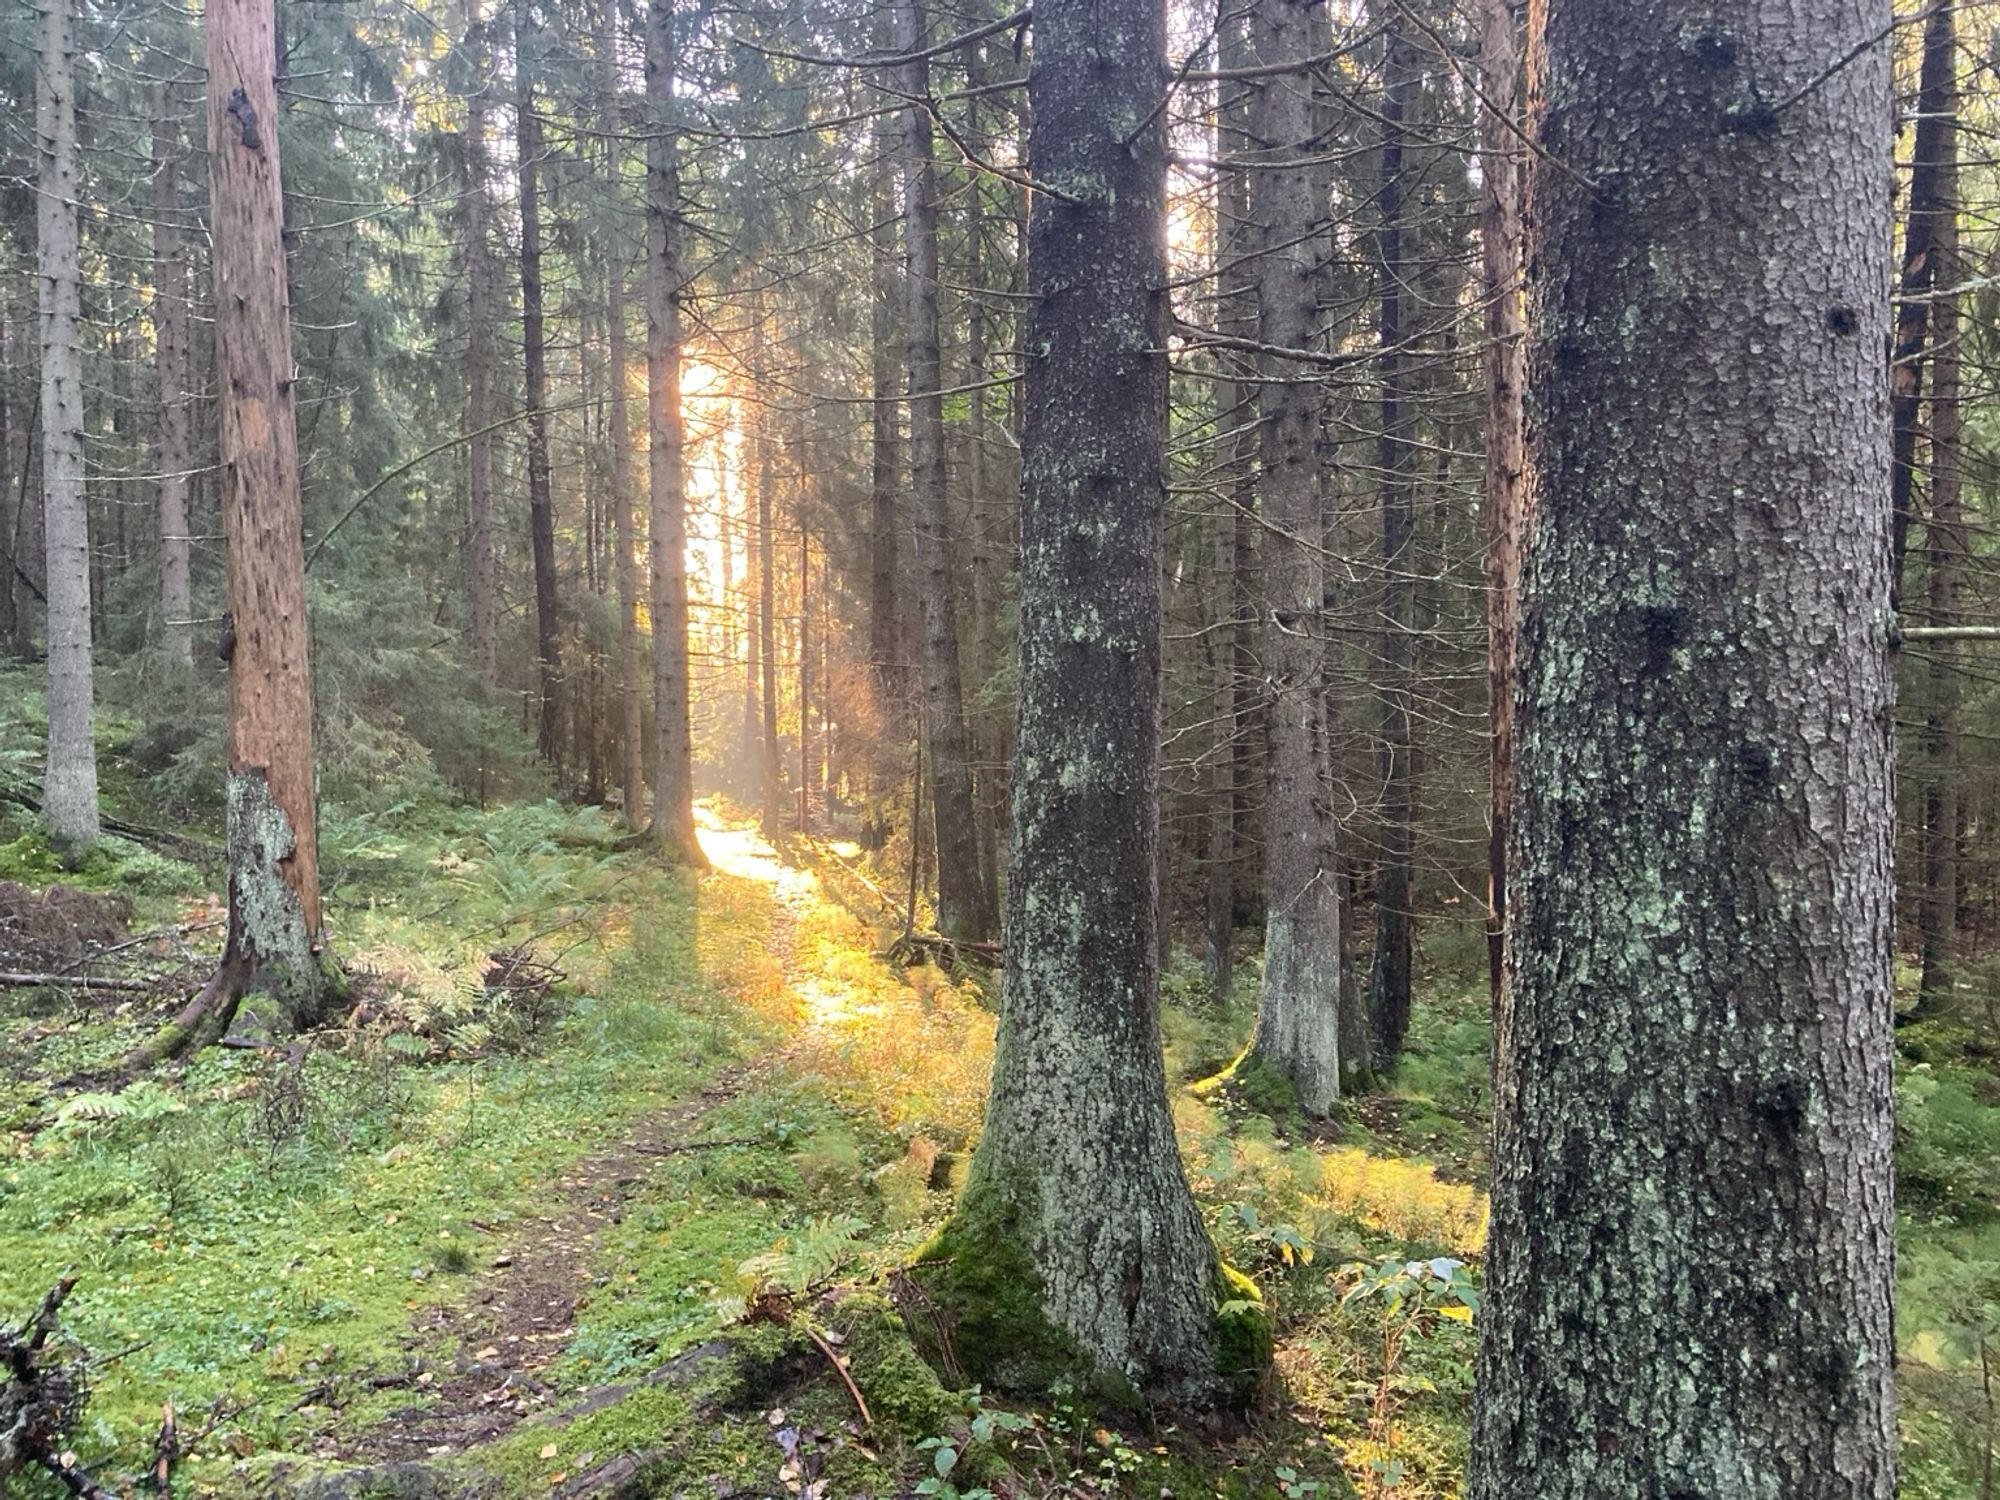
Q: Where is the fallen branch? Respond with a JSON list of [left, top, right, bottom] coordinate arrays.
[[1, 1277, 120, 1500], [804, 1326, 872, 1431], [631, 1136, 757, 1157], [0, 972, 169, 993]]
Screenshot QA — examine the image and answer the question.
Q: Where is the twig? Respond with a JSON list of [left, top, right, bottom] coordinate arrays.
[[804, 1326, 872, 1431], [0, 972, 169, 992]]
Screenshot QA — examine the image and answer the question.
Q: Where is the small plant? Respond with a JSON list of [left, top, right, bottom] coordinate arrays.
[[432, 1238, 474, 1274], [1338, 1255, 1479, 1498]]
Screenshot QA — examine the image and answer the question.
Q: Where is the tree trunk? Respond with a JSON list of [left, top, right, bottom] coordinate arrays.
[[897, 0, 995, 942], [207, 0, 338, 1033], [516, 1, 563, 768], [1916, 5, 1961, 1015], [152, 84, 194, 676], [465, 10, 497, 686], [1478, 0, 1525, 1007], [1889, 0, 1957, 613], [868, 101, 903, 730], [600, 0, 644, 827], [926, 0, 1247, 1409], [753, 304, 782, 838], [1247, 0, 1343, 1112], [1366, 14, 1416, 1071], [1469, 3, 1896, 1493], [645, 0, 703, 863], [38, 0, 100, 849]]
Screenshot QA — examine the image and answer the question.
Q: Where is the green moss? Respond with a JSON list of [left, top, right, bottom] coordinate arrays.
[[909, 1187, 1083, 1396], [1192, 1050, 1308, 1135], [1213, 1262, 1274, 1397], [824, 1291, 955, 1437]]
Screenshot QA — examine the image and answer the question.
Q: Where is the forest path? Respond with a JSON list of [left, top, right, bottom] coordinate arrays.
[[324, 804, 848, 1474]]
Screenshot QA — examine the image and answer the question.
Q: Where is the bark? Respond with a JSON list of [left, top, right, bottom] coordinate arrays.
[[1366, 14, 1415, 1070], [897, 0, 996, 943], [208, 0, 338, 1031], [516, 3, 564, 768], [752, 305, 782, 838], [1247, 0, 1342, 1112], [934, 0, 1243, 1408], [645, 0, 702, 863], [152, 85, 193, 676], [0, 308, 15, 656], [1469, 3, 1896, 1494], [868, 102, 904, 728], [1477, 0, 1525, 1006], [37, 0, 99, 849], [1889, 0, 1957, 613], [465, 12, 497, 686], [600, 0, 644, 827], [1916, 11, 1961, 1014]]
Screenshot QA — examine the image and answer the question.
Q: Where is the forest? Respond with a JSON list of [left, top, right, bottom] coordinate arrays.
[[0, 0, 1983, 1494]]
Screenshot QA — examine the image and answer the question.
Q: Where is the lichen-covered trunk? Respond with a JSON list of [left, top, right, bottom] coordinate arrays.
[[516, 9, 564, 770], [898, 0, 995, 943], [208, 0, 337, 1029], [38, 0, 99, 849], [1248, 0, 1342, 1113], [1477, 0, 1525, 1006], [1366, 14, 1415, 1070], [1469, 2, 1896, 1494], [1889, 0, 1956, 614], [644, 0, 702, 864], [599, 0, 644, 828], [464, 12, 497, 688], [152, 87, 193, 677], [934, 0, 1241, 1408]]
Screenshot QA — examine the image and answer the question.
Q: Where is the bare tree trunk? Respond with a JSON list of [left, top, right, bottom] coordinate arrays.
[[1890, 0, 1958, 612], [897, 0, 995, 942], [207, 0, 338, 1033], [1366, 15, 1416, 1070], [645, 0, 702, 863], [1917, 7, 1961, 1015], [1247, 0, 1343, 1112], [927, 0, 1249, 1409], [868, 102, 903, 729], [37, 0, 99, 849], [465, 8, 497, 686], [516, 0, 563, 769], [152, 84, 193, 676], [1469, 2, 1895, 1492], [600, 0, 644, 826], [1478, 0, 1525, 1008], [752, 303, 782, 837]]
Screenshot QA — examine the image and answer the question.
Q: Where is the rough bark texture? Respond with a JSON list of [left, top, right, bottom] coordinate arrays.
[[1469, 3, 1897, 1494], [898, 0, 996, 943], [152, 84, 193, 676], [1247, 0, 1342, 1113], [600, 0, 644, 827], [930, 0, 1247, 1408], [645, 0, 702, 864], [38, 0, 100, 849], [1477, 0, 1525, 1006], [1366, 14, 1415, 1069], [209, 0, 337, 1027], [516, 5, 564, 768], [1889, 0, 1956, 613], [464, 11, 497, 687], [868, 101, 903, 727]]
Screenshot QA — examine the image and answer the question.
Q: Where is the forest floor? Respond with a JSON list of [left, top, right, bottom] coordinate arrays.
[[0, 715, 1995, 1495]]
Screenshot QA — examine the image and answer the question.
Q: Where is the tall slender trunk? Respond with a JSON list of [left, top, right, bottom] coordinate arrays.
[[1890, 0, 1958, 612], [600, 0, 644, 826], [0, 306, 14, 657], [753, 303, 782, 837], [1917, 5, 1961, 1014], [645, 0, 702, 862], [1478, 0, 1525, 1008], [465, 8, 497, 686], [1248, 0, 1343, 1111], [930, 0, 1246, 1408], [516, 0, 563, 767], [152, 84, 193, 676], [798, 523, 811, 834], [868, 98, 903, 729], [37, 0, 99, 848], [1469, 2, 1895, 1491], [208, 0, 337, 1030], [897, 0, 995, 942], [1367, 15, 1416, 1069]]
